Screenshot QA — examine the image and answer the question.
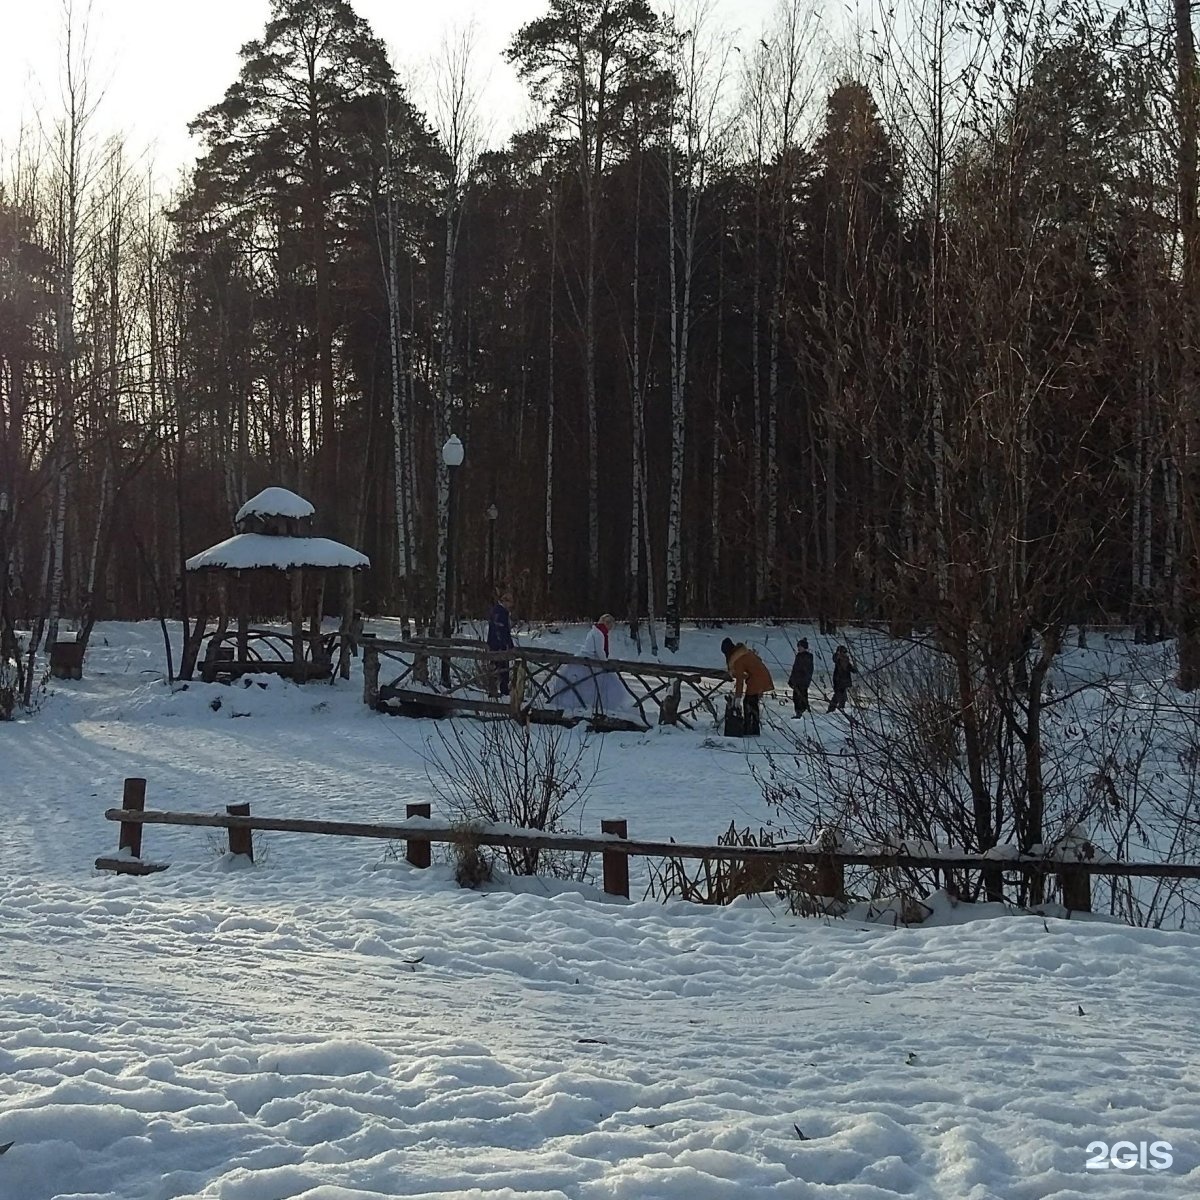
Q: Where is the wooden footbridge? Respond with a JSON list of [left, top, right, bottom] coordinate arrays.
[[360, 634, 731, 731]]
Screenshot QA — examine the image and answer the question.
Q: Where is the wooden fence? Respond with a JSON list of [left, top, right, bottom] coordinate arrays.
[[360, 634, 730, 731], [95, 778, 1200, 914]]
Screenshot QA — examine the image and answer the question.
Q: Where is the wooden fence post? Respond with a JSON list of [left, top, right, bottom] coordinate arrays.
[[406, 802, 431, 868], [119, 777, 147, 858], [510, 659, 527, 716], [815, 827, 846, 907], [601, 818, 629, 898], [362, 635, 379, 708], [1058, 864, 1092, 913], [226, 803, 254, 862]]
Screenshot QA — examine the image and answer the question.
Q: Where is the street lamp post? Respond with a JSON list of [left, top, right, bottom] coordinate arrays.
[[486, 501, 499, 594], [441, 434, 464, 688]]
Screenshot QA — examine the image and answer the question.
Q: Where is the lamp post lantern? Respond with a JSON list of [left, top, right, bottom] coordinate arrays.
[[486, 501, 499, 593], [441, 435, 464, 688]]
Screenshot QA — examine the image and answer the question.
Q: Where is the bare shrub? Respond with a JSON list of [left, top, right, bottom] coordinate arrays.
[[450, 822, 494, 889], [204, 830, 270, 865], [645, 822, 779, 905], [756, 647, 1016, 881], [426, 717, 600, 878], [756, 635, 1200, 925], [645, 822, 851, 916], [1058, 668, 1200, 928]]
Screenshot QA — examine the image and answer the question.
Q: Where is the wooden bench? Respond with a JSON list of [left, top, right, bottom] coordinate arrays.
[[95, 856, 170, 876], [50, 638, 84, 680], [204, 657, 333, 683]]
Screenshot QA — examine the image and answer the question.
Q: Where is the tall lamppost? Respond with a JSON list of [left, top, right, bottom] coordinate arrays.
[[486, 501, 499, 594], [441, 434, 464, 688]]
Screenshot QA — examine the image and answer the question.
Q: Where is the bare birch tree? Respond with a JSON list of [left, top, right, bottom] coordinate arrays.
[[662, 0, 733, 650], [430, 25, 484, 636], [1174, 0, 1200, 687], [42, 0, 103, 658]]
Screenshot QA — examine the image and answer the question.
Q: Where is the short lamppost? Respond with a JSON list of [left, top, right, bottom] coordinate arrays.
[[441, 434, 464, 688], [486, 501, 499, 594]]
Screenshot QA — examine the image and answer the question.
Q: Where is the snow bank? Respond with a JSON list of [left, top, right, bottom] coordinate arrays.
[[2, 620, 1198, 1198]]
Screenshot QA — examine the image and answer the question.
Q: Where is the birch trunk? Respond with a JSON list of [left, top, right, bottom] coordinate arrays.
[[641, 411, 659, 656], [379, 132, 410, 613], [710, 231, 725, 609], [751, 184, 765, 609], [389, 324, 410, 601], [585, 191, 600, 596], [628, 145, 645, 649], [1176, 0, 1200, 687], [433, 191, 458, 637], [1165, 452, 1180, 623], [46, 9, 91, 653], [665, 137, 688, 652], [45, 445, 69, 653], [545, 196, 557, 604]]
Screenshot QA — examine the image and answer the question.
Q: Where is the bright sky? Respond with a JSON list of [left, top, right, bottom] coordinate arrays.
[[0, 0, 783, 186]]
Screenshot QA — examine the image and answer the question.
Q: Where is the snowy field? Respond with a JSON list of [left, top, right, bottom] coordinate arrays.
[[2, 620, 1199, 1199]]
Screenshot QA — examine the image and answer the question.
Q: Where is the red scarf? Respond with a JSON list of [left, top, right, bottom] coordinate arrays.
[[597, 622, 609, 656]]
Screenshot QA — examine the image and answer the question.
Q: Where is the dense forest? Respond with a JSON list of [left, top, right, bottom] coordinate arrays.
[[3, 0, 1200, 681]]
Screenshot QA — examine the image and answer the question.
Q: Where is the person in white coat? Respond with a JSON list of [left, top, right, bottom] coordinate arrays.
[[552, 614, 626, 712], [580, 616, 611, 661]]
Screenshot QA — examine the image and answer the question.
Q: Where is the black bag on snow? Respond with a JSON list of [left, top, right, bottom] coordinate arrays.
[[723, 695, 745, 737]]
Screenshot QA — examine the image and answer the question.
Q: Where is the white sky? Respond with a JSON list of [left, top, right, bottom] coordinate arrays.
[[0, 0, 784, 186]]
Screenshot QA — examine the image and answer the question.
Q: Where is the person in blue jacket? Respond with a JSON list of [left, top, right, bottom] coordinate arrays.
[[487, 590, 515, 695]]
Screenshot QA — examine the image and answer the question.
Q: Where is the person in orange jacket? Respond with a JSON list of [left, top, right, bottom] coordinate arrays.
[[721, 637, 774, 735]]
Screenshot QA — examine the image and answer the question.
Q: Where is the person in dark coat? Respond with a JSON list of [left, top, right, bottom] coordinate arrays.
[[828, 644, 855, 713], [788, 638, 814, 718], [486, 590, 515, 696]]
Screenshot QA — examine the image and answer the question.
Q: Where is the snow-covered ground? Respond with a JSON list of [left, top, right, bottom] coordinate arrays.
[[2, 621, 1198, 1199]]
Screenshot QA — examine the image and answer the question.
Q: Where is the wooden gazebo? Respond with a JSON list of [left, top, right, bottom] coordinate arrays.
[[184, 487, 369, 683]]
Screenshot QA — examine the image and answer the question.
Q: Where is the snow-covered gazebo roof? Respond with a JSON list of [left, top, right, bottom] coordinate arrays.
[[235, 487, 315, 524], [185, 534, 369, 573]]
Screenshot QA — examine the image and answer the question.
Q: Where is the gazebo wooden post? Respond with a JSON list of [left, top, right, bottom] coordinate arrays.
[[290, 568, 306, 683], [180, 576, 209, 681], [202, 578, 230, 682], [337, 567, 354, 679], [309, 574, 326, 673], [236, 572, 249, 667]]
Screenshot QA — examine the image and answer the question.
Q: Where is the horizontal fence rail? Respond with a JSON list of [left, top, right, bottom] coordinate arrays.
[[96, 780, 1200, 914], [97, 807, 1200, 876]]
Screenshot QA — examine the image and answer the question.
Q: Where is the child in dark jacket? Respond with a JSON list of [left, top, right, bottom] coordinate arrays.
[[788, 638, 814, 717], [828, 644, 855, 712]]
